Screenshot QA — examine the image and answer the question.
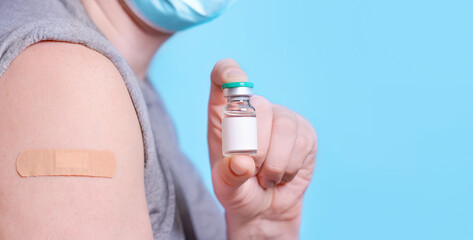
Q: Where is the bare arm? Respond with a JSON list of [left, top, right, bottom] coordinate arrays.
[[0, 41, 153, 239]]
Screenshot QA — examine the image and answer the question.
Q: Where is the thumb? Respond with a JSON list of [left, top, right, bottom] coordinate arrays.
[[209, 59, 248, 108], [212, 155, 255, 196], [208, 59, 249, 166]]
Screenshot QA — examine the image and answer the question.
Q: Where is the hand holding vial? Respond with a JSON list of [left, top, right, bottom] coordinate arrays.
[[208, 59, 317, 239], [221, 81, 258, 156]]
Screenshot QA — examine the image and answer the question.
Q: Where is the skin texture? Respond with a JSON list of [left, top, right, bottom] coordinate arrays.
[[0, 42, 153, 239], [208, 59, 317, 239]]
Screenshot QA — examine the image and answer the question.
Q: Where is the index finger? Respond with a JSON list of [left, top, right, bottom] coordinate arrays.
[[209, 59, 249, 107]]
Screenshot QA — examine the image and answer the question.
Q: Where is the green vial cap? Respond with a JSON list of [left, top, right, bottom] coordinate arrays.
[[221, 82, 254, 89]]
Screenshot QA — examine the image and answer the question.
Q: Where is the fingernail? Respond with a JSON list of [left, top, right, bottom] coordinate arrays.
[[230, 156, 248, 176], [226, 70, 247, 82]]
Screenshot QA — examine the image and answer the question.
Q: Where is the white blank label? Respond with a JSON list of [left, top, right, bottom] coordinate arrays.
[[222, 117, 258, 155]]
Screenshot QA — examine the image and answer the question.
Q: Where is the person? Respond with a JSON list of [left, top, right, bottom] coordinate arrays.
[[0, 0, 317, 239]]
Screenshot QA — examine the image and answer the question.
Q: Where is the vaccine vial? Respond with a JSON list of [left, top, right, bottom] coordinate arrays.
[[221, 82, 258, 157]]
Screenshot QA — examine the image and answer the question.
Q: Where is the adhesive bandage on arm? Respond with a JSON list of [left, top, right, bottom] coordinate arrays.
[[17, 149, 116, 178]]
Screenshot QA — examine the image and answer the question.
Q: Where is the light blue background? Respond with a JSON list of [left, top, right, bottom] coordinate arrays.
[[149, 0, 473, 239]]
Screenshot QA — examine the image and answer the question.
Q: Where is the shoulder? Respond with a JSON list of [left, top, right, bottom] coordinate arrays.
[[0, 41, 153, 239], [0, 41, 140, 151]]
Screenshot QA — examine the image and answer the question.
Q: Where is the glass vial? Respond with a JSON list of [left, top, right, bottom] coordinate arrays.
[[221, 82, 258, 157]]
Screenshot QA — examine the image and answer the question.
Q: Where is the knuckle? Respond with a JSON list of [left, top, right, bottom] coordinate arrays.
[[296, 113, 316, 134], [252, 96, 273, 117], [306, 154, 316, 167], [250, 95, 271, 107], [273, 114, 297, 133], [299, 116, 317, 154], [294, 135, 309, 153], [263, 163, 285, 177]]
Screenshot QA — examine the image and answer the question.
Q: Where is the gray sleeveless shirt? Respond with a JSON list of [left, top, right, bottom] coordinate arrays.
[[0, 1, 225, 239]]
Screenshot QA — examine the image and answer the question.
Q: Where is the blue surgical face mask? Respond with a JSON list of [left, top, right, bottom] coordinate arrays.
[[124, 0, 235, 32]]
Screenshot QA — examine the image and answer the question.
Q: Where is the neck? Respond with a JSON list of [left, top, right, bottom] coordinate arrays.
[[81, 0, 172, 79]]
